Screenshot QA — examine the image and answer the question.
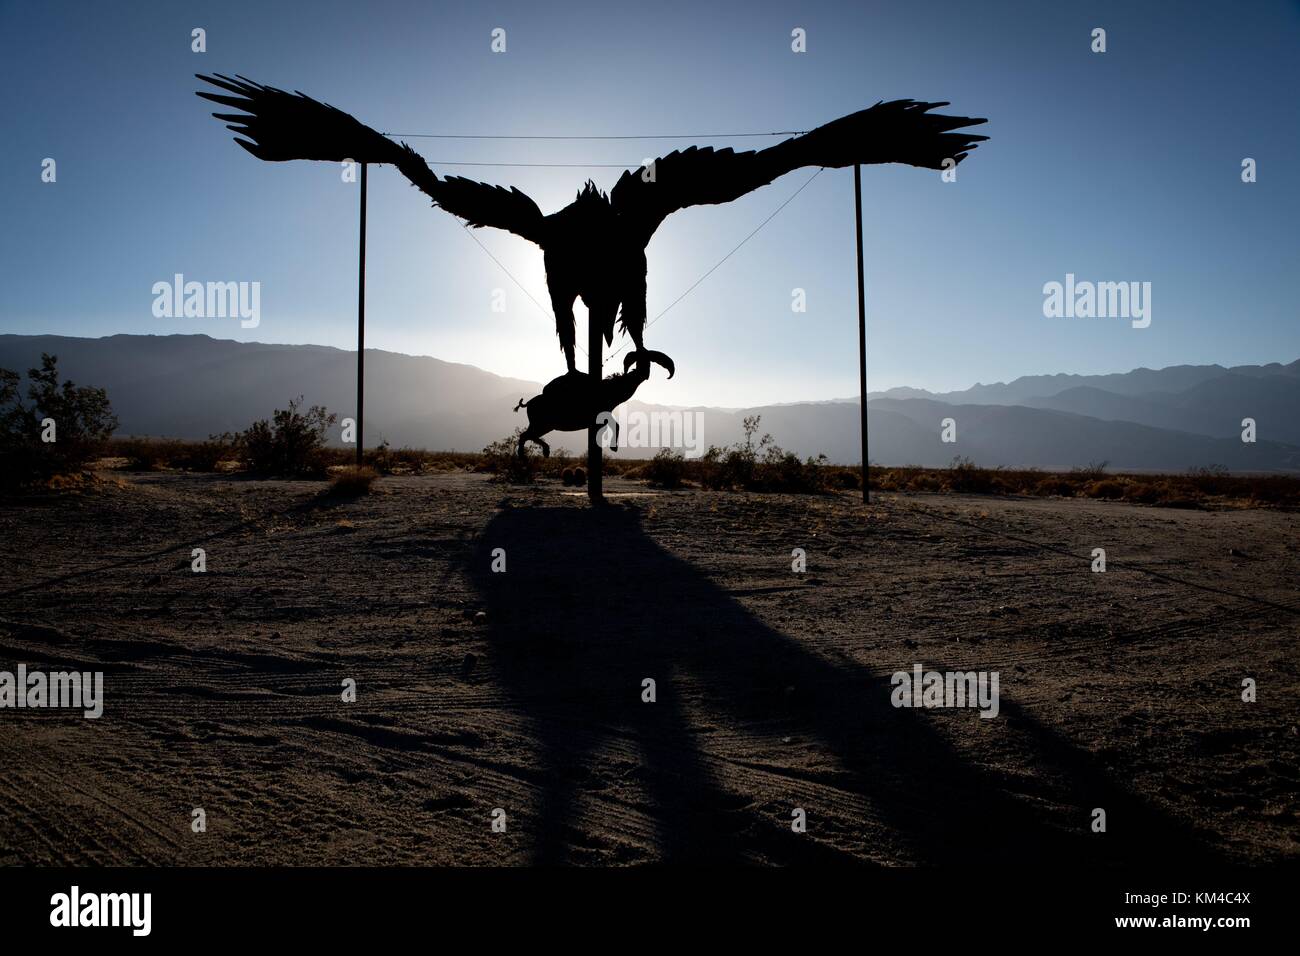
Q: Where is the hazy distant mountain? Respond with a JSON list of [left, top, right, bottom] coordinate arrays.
[[0, 333, 538, 453], [865, 360, 1300, 447], [2, 333, 1297, 473], [876, 359, 1300, 407]]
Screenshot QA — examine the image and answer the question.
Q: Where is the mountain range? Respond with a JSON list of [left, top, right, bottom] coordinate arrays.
[[2, 333, 1297, 473]]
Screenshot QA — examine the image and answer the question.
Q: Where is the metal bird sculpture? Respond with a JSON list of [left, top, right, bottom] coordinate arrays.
[[196, 74, 987, 375]]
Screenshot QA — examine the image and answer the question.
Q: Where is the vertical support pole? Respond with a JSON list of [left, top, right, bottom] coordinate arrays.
[[357, 162, 367, 467], [854, 164, 868, 503], [587, 318, 603, 504]]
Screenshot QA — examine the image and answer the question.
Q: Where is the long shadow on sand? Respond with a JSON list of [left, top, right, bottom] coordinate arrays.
[[467, 503, 1222, 865]]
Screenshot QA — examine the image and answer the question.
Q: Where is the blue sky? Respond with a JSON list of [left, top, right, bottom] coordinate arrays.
[[2, 0, 1298, 406]]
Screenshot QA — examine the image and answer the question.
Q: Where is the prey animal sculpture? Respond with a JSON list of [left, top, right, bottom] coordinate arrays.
[[196, 74, 987, 375], [513, 351, 674, 458]]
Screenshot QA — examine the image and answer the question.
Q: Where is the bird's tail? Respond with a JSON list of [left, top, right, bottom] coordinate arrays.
[[513, 397, 529, 413]]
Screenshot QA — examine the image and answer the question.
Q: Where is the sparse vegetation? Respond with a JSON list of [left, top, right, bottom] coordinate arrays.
[[868, 461, 1300, 508], [481, 429, 541, 484], [694, 416, 828, 494], [1071, 459, 1111, 481], [77, 426, 1300, 509], [642, 448, 687, 489], [235, 397, 336, 478], [0, 353, 118, 489], [329, 464, 379, 497]]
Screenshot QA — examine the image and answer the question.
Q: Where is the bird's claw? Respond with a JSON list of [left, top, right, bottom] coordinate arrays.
[[623, 350, 675, 379]]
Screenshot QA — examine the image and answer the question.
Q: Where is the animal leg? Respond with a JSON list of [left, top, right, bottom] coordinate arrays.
[[517, 431, 551, 458]]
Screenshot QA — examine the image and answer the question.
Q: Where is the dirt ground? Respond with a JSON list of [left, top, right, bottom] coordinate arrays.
[[0, 470, 1296, 865]]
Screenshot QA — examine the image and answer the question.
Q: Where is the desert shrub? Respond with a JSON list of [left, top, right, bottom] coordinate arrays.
[[1122, 481, 1163, 504], [363, 439, 443, 476], [703, 415, 763, 490], [644, 448, 687, 489], [944, 456, 997, 494], [699, 445, 756, 491], [109, 436, 172, 471], [1186, 464, 1234, 497], [874, 468, 905, 492], [1084, 478, 1126, 500], [329, 464, 379, 496], [366, 439, 395, 475], [103, 435, 237, 472], [0, 353, 118, 489], [907, 472, 941, 492], [758, 446, 828, 493], [172, 436, 237, 472], [235, 397, 336, 477], [829, 467, 861, 491], [346, 443, 479, 476], [1033, 476, 1074, 497], [1071, 459, 1111, 481], [695, 446, 723, 489], [481, 430, 540, 484], [687, 418, 830, 494]]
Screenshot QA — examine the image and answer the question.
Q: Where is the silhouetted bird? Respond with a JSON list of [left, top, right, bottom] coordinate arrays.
[[197, 74, 987, 374]]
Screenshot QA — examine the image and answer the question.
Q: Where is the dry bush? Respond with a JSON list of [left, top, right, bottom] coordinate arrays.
[[828, 467, 862, 491], [943, 457, 997, 493], [236, 397, 336, 478], [643, 448, 687, 489], [109, 437, 174, 471], [69, 417, 1300, 510], [1, 353, 117, 489], [481, 430, 540, 484], [873, 468, 907, 492], [362, 441, 475, 475], [1084, 479, 1127, 500], [104, 436, 238, 472], [171, 437, 237, 472], [907, 472, 942, 492], [329, 465, 379, 497], [1033, 476, 1075, 497]]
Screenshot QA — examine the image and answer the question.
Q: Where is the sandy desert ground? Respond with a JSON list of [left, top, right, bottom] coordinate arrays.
[[0, 470, 1296, 865]]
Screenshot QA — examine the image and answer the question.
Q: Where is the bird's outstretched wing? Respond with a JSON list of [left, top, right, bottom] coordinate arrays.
[[195, 74, 546, 244], [610, 99, 987, 246]]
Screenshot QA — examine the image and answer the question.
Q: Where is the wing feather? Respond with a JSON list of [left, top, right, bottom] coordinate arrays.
[[611, 99, 987, 245], [195, 74, 546, 244]]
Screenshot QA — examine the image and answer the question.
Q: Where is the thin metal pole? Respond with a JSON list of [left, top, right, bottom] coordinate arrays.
[[587, 318, 603, 504], [854, 164, 868, 503], [357, 162, 367, 467]]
